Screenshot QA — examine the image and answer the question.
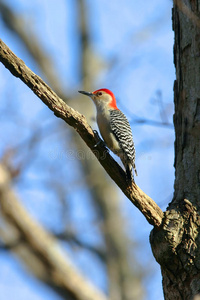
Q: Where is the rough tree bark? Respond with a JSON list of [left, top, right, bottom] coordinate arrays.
[[150, 1, 200, 299]]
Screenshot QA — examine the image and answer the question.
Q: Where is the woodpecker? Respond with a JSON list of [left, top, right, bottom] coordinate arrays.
[[78, 88, 137, 180]]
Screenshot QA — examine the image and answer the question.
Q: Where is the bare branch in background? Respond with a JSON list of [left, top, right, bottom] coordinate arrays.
[[118, 92, 173, 129], [55, 231, 106, 261], [0, 163, 108, 300]]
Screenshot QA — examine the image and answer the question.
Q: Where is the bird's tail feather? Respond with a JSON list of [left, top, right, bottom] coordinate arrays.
[[126, 163, 138, 182], [126, 164, 133, 181], [133, 164, 138, 176]]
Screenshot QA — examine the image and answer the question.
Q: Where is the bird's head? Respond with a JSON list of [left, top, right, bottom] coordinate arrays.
[[78, 88, 118, 110]]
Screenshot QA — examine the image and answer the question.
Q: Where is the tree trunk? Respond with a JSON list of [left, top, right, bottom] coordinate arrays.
[[150, 1, 200, 299]]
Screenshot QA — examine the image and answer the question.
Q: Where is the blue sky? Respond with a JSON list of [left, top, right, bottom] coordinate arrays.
[[0, 1, 175, 299]]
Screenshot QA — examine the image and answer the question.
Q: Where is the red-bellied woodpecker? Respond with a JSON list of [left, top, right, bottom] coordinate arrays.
[[78, 88, 137, 180]]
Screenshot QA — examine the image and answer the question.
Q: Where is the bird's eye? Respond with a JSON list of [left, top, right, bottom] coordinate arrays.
[[98, 92, 102, 96]]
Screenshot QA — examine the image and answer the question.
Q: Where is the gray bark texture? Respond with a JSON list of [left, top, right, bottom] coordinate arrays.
[[150, 1, 200, 299]]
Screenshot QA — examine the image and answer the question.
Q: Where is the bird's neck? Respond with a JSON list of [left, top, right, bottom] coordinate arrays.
[[95, 101, 113, 115]]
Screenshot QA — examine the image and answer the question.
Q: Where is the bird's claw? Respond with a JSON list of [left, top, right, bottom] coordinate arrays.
[[94, 139, 107, 148], [93, 130, 108, 150]]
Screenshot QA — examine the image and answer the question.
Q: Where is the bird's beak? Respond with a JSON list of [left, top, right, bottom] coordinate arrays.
[[78, 91, 93, 97]]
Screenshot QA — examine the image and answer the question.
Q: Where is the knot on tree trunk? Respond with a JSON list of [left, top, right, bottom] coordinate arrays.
[[150, 199, 200, 300], [150, 199, 199, 269]]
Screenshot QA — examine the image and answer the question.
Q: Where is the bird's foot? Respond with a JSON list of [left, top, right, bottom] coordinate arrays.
[[93, 130, 105, 147]]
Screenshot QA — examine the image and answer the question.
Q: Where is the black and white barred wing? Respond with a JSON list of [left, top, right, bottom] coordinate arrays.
[[110, 109, 136, 168]]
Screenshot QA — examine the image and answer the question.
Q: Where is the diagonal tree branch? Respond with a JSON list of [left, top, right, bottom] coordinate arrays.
[[0, 39, 163, 227]]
